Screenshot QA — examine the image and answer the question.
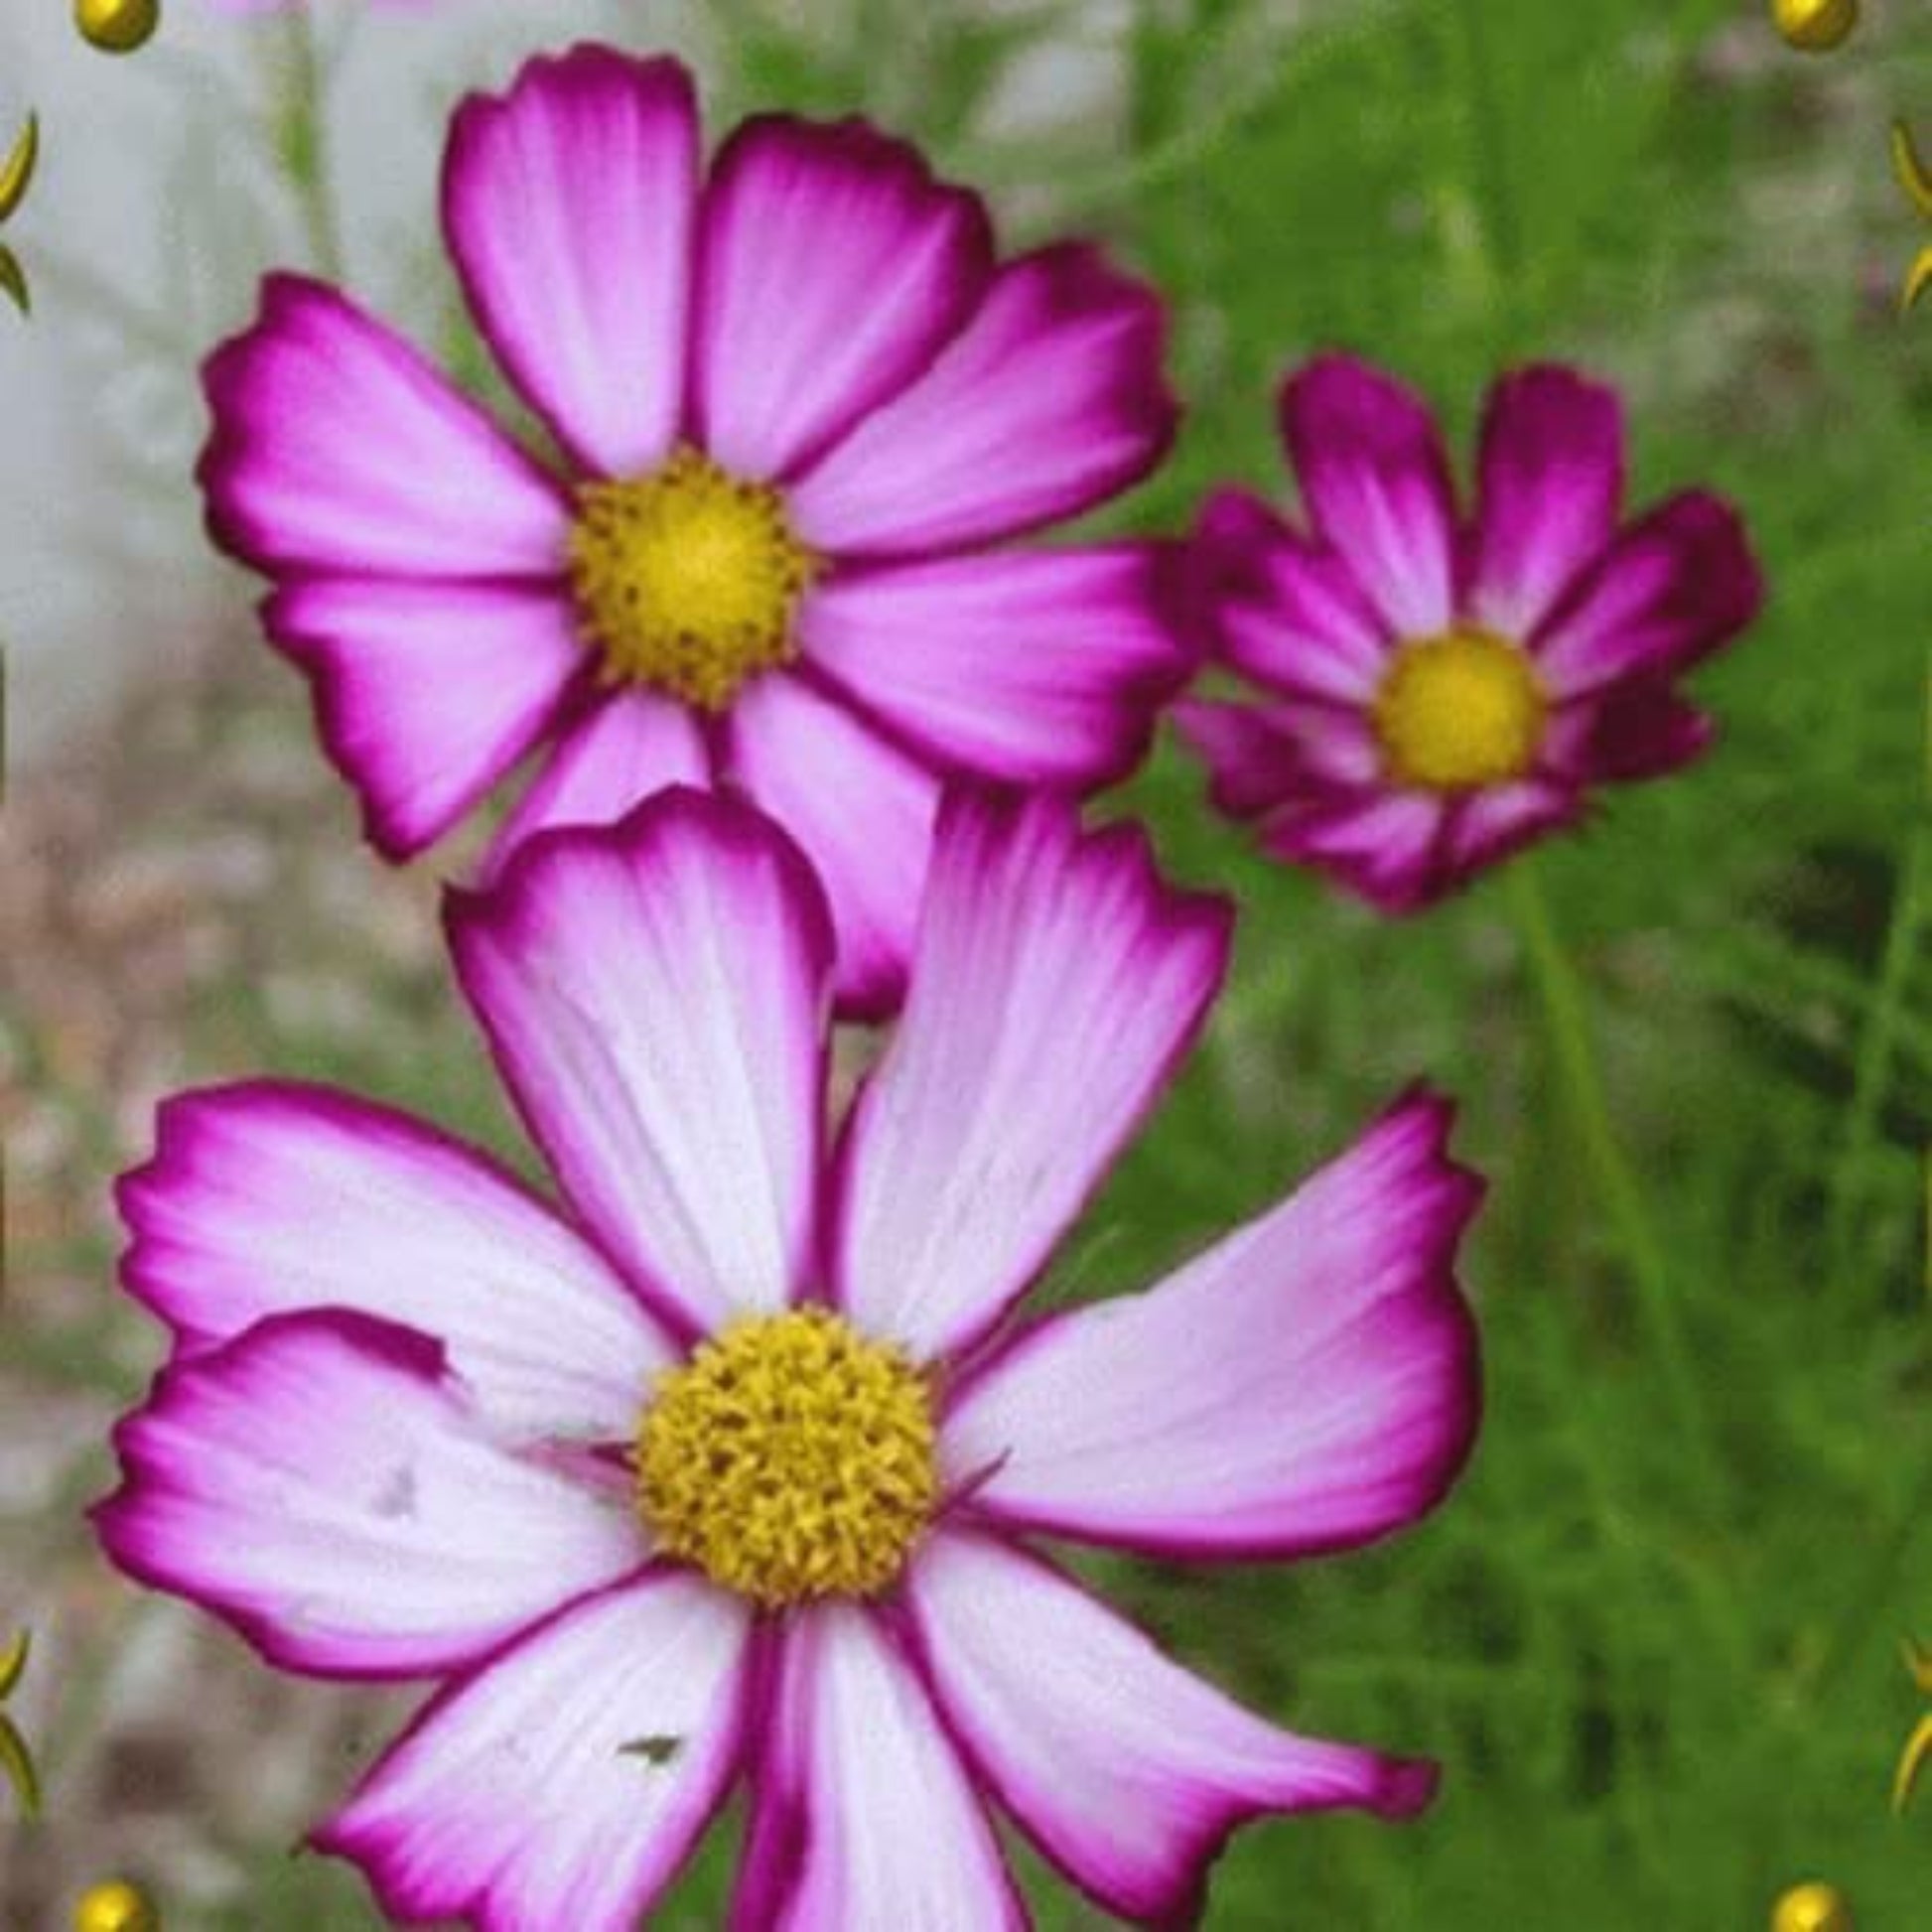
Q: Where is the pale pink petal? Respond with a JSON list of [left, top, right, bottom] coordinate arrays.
[[1544, 680, 1717, 782], [1466, 365, 1624, 640], [942, 1091, 1482, 1559], [730, 1603, 1024, 1932], [484, 691, 713, 886], [118, 1081, 676, 1440], [1174, 696, 1382, 818], [833, 791, 1230, 1362], [800, 546, 1185, 785], [448, 789, 833, 1341], [318, 1569, 753, 1932], [725, 673, 941, 1020], [1277, 355, 1457, 639], [1531, 491, 1763, 697], [1260, 788, 1449, 914], [1441, 778, 1583, 872], [93, 1311, 642, 1679], [443, 49, 696, 480], [200, 274, 569, 578], [693, 116, 993, 482], [908, 1532, 1437, 1923], [788, 243, 1174, 556], [1190, 487, 1393, 702], [262, 575, 582, 859]]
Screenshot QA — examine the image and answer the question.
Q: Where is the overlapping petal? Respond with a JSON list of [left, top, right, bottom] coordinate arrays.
[[788, 242, 1174, 556], [731, 1604, 1024, 1932], [93, 1311, 642, 1680], [262, 576, 583, 858], [1174, 695, 1382, 817], [693, 116, 993, 482], [1531, 490, 1762, 696], [448, 789, 833, 1341], [1189, 487, 1393, 703], [833, 791, 1230, 1362], [908, 1533, 1437, 1924], [1545, 679, 1716, 783], [200, 275, 569, 578], [317, 1569, 754, 1932], [1261, 790, 1449, 915], [483, 692, 712, 886], [801, 546, 1185, 785], [117, 1081, 675, 1439], [942, 1091, 1481, 1558], [443, 46, 698, 479], [726, 673, 941, 1019]]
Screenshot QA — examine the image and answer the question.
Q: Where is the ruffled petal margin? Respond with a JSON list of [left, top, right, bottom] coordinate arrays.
[[261, 575, 582, 859], [443, 46, 698, 480], [942, 1090, 1482, 1560], [448, 788, 834, 1343], [832, 791, 1230, 1365], [788, 242, 1175, 557], [317, 1568, 753, 1932], [116, 1080, 675, 1439], [92, 1311, 642, 1680], [693, 115, 993, 482], [200, 274, 569, 580], [907, 1532, 1437, 1925]]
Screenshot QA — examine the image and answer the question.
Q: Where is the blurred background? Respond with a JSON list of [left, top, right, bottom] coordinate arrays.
[[2, 0, 1929, 1925]]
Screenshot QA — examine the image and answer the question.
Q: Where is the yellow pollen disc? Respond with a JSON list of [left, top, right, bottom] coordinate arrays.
[[1372, 625, 1546, 791], [567, 444, 818, 711], [635, 1308, 937, 1609]]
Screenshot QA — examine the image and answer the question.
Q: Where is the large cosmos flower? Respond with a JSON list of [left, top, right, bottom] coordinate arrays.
[[199, 43, 1183, 1014], [1175, 355, 1763, 911], [95, 788, 1483, 1930]]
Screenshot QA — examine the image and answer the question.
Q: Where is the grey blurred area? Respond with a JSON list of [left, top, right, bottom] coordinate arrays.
[[0, 0, 1125, 773]]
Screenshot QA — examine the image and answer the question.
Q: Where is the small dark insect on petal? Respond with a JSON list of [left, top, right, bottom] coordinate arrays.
[[620, 1734, 684, 1768]]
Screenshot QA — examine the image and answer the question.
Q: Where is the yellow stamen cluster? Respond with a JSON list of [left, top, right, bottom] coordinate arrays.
[[1372, 625, 1547, 792], [635, 1308, 937, 1609], [567, 444, 818, 712]]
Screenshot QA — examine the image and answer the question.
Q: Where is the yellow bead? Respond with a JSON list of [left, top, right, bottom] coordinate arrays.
[[1771, 1881, 1853, 1932], [72, 1880, 160, 1932], [73, 0, 162, 56], [1769, 0, 1859, 53]]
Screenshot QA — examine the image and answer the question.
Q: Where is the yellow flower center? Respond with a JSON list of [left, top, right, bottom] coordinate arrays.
[[566, 445, 819, 711], [1372, 625, 1547, 791], [634, 1308, 938, 1609]]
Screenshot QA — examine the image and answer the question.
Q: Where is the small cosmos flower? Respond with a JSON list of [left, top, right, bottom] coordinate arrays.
[[1175, 355, 1763, 912], [95, 787, 1483, 1931], [199, 42, 1184, 1014]]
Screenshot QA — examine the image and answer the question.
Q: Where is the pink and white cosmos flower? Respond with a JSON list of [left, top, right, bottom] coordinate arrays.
[[1176, 355, 1764, 912], [199, 42, 1184, 1014], [95, 787, 1483, 1931]]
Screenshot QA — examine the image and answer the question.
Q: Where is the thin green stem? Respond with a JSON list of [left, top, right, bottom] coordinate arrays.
[[1450, 0, 1523, 332], [1505, 860, 1725, 1515], [270, 9, 345, 284], [1827, 820, 1930, 1275]]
